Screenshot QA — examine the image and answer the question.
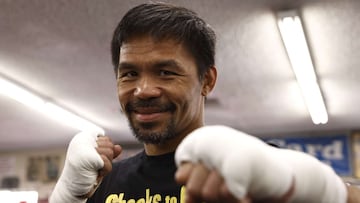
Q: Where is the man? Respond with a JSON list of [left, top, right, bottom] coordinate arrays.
[[50, 2, 360, 203]]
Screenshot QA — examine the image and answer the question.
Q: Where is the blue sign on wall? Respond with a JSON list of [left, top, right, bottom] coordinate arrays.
[[264, 135, 352, 176]]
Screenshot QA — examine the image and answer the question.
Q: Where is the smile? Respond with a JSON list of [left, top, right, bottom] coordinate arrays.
[[134, 112, 167, 122], [133, 107, 170, 122]]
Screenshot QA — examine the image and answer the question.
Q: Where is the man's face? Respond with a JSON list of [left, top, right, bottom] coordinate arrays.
[[117, 36, 205, 144]]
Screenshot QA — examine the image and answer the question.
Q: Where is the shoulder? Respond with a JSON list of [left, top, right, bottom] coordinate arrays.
[[96, 150, 145, 186], [113, 150, 145, 169]]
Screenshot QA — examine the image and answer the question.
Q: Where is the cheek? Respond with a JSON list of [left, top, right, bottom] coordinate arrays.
[[117, 87, 129, 110], [178, 86, 202, 112]]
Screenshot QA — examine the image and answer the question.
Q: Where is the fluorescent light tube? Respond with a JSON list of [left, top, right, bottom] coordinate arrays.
[[44, 102, 104, 134], [278, 11, 328, 125], [0, 78, 44, 110], [0, 77, 105, 134]]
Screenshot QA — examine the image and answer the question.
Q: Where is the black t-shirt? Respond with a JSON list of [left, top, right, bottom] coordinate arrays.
[[87, 150, 185, 203]]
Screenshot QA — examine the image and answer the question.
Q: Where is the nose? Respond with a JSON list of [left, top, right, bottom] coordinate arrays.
[[134, 77, 161, 99]]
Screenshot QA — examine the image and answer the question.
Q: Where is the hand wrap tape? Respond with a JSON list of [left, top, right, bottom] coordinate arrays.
[[175, 125, 347, 203], [49, 131, 104, 203]]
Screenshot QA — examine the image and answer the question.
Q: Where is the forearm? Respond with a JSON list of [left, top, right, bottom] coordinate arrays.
[[347, 185, 360, 203], [49, 131, 104, 203], [176, 125, 348, 203]]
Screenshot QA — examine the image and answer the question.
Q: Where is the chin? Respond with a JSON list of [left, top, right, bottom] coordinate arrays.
[[130, 122, 177, 144], [128, 113, 177, 140]]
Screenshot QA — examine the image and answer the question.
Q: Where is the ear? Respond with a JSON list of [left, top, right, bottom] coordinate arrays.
[[201, 66, 217, 96]]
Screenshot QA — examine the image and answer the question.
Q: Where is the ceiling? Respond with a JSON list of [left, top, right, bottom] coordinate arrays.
[[1, 0, 360, 152]]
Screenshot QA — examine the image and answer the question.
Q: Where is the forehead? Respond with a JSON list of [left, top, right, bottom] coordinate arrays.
[[119, 36, 193, 62]]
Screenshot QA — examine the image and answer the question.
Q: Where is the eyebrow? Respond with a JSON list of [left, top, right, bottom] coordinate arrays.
[[118, 59, 185, 71], [118, 62, 137, 71], [152, 60, 184, 71]]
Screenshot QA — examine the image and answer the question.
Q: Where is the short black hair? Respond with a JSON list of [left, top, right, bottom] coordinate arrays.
[[111, 2, 216, 80]]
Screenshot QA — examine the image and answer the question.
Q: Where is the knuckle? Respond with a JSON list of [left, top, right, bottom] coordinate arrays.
[[186, 184, 201, 198], [97, 136, 112, 143]]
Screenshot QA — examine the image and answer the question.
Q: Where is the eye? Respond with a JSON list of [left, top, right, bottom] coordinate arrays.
[[120, 71, 138, 78], [159, 70, 176, 76]]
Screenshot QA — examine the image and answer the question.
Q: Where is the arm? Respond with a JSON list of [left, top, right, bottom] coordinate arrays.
[[175, 125, 347, 203], [177, 163, 360, 203], [176, 162, 293, 203], [49, 132, 121, 203]]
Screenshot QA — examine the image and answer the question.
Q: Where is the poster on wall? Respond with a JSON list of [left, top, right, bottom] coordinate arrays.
[[26, 155, 60, 183], [0, 156, 16, 177], [263, 134, 352, 176], [0, 156, 19, 189]]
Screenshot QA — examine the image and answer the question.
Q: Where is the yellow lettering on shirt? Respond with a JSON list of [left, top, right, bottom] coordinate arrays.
[[104, 186, 186, 203]]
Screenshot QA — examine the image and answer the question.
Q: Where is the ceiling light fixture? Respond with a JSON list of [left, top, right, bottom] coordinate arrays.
[[0, 77, 105, 134], [277, 10, 328, 125]]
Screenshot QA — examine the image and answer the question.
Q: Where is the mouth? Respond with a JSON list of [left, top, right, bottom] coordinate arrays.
[[132, 107, 171, 123], [135, 112, 166, 122], [133, 108, 167, 123], [125, 100, 176, 123]]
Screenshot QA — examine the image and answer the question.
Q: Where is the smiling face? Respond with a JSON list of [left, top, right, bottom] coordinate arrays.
[[117, 36, 215, 151]]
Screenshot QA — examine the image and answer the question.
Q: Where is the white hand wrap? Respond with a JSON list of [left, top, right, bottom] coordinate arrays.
[[175, 125, 347, 203], [49, 131, 104, 203]]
